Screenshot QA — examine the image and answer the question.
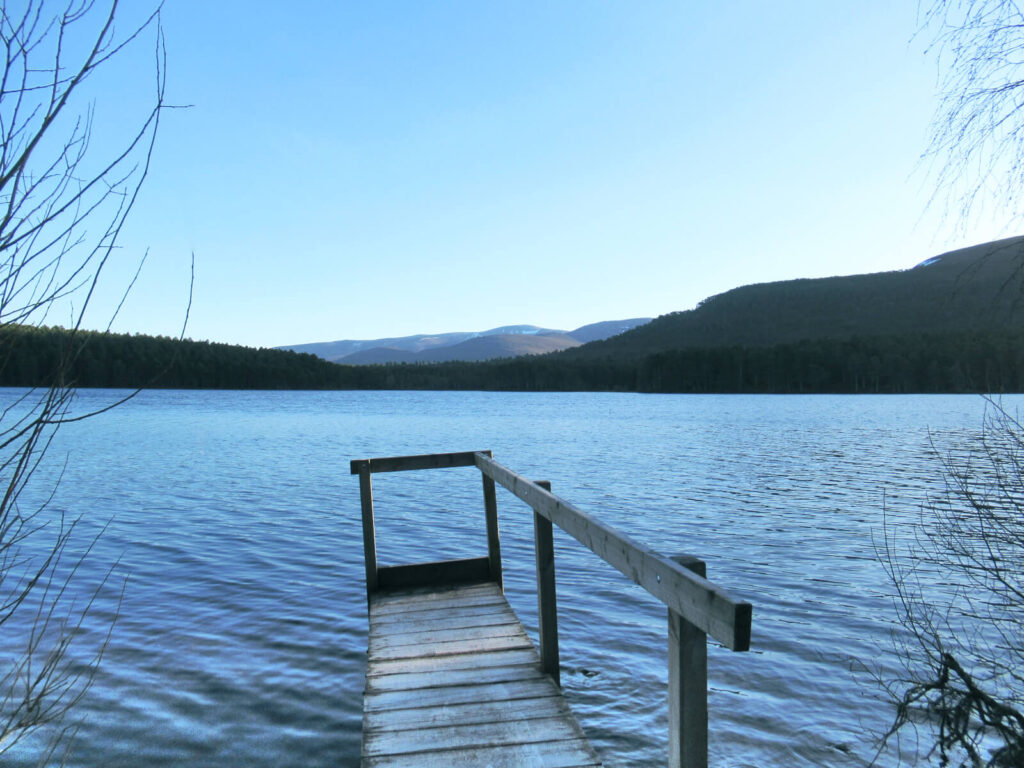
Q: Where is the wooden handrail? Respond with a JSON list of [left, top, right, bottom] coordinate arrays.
[[352, 449, 503, 606], [473, 451, 751, 651], [352, 449, 754, 768], [350, 450, 488, 475]]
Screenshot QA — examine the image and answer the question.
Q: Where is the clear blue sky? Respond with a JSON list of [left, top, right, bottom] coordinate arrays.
[[77, 1, 1016, 348]]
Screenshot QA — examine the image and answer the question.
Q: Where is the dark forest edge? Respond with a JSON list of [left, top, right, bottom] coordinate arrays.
[[2, 324, 1023, 394]]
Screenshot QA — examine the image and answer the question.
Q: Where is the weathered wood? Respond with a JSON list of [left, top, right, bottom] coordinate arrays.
[[369, 632, 535, 662], [364, 694, 568, 733], [671, 554, 706, 579], [369, 589, 506, 617], [350, 450, 491, 475], [370, 580, 500, 605], [367, 648, 539, 678], [361, 739, 602, 768], [369, 605, 517, 635], [533, 479, 560, 685], [365, 677, 560, 713], [363, 581, 601, 767], [482, 473, 503, 588], [377, 556, 491, 590], [359, 465, 378, 599], [370, 621, 526, 650], [366, 662, 543, 692], [363, 715, 590, 756], [669, 555, 708, 768], [474, 452, 752, 651], [372, 624, 528, 650]]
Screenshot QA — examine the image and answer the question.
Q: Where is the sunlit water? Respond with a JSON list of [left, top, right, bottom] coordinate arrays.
[[0, 389, 1009, 767]]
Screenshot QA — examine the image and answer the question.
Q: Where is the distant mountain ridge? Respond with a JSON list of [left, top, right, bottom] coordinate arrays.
[[279, 318, 651, 364]]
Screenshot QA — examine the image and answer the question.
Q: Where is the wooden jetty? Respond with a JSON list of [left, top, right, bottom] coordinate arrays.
[[352, 450, 753, 767]]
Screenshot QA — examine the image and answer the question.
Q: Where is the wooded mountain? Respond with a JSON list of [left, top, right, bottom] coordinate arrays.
[[280, 319, 651, 364], [2, 237, 1022, 394], [561, 236, 1024, 360]]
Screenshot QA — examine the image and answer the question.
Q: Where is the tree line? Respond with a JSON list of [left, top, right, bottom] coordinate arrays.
[[1, 324, 1022, 394], [0, 325, 353, 390]]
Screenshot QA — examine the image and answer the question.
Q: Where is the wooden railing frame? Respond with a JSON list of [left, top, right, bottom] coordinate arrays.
[[533, 479, 560, 684], [350, 450, 500, 604], [350, 450, 753, 768]]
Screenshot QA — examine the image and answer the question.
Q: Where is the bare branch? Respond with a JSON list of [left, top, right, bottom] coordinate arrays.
[[0, 0, 168, 758], [875, 399, 1024, 766], [920, 0, 1024, 228]]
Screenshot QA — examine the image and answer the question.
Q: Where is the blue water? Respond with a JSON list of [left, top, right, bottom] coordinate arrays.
[[0, 389, 1006, 766]]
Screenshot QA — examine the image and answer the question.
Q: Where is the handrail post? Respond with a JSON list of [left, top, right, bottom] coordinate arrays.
[[668, 554, 708, 768], [533, 480, 560, 685], [358, 464, 378, 603], [482, 472, 503, 589]]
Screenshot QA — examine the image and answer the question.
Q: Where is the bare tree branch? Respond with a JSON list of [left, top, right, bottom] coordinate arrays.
[[876, 399, 1024, 766], [0, 1, 168, 760], [919, 0, 1024, 228]]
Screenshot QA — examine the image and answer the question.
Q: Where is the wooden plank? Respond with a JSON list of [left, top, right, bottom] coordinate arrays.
[[369, 591, 511, 616], [370, 605, 518, 635], [369, 579, 501, 604], [369, 627, 530, 657], [669, 555, 708, 768], [361, 738, 601, 768], [367, 648, 539, 678], [369, 621, 527, 651], [482, 473, 502, 589], [377, 557, 491, 590], [364, 694, 568, 733], [365, 662, 543, 693], [369, 582, 504, 611], [364, 678, 560, 713], [371, 628, 527, 654], [350, 450, 491, 475], [369, 592, 507, 619], [534, 479, 560, 685], [370, 599, 508, 622], [359, 465, 378, 599], [474, 452, 752, 651], [368, 633, 535, 662], [363, 714, 588, 756]]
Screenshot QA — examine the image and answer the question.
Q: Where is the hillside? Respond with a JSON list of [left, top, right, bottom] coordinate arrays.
[[3, 238, 1023, 394], [3, 322, 1019, 394], [562, 236, 1024, 360]]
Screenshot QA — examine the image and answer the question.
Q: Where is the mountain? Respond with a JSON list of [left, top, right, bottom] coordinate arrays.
[[280, 319, 651, 364], [560, 236, 1024, 361], [343, 333, 582, 364], [282, 330, 483, 361], [3, 238, 1023, 394], [565, 319, 653, 343]]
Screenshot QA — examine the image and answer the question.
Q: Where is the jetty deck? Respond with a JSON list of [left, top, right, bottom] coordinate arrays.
[[362, 580, 601, 767], [352, 450, 753, 767]]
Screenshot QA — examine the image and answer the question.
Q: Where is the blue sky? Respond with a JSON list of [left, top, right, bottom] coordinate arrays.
[[75, 2, 1017, 347]]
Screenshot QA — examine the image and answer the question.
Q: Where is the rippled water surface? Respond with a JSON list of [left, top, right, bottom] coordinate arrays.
[[1, 389, 1011, 767]]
